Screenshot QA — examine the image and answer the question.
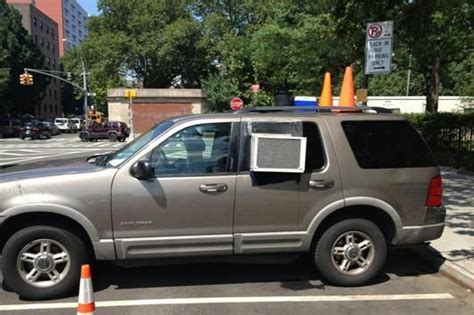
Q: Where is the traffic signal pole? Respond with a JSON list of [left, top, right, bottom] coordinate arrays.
[[23, 67, 91, 122]]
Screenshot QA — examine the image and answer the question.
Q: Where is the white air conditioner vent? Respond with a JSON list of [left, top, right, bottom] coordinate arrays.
[[250, 134, 306, 173]]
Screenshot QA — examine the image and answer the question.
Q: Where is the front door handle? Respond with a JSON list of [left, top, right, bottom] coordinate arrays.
[[309, 179, 334, 190], [199, 183, 228, 193]]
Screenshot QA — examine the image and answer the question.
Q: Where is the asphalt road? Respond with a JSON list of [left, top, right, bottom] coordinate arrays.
[[0, 132, 125, 167], [0, 249, 473, 314]]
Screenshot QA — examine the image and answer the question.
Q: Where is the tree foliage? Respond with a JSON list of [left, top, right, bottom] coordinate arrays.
[[61, 0, 473, 113], [0, 0, 46, 117]]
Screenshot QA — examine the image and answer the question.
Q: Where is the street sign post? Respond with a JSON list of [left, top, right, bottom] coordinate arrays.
[[365, 21, 393, 75], [230, 97, 244, 111], [125, 89, 138, 139]]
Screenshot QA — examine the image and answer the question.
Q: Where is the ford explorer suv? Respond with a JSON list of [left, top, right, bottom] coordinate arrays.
[[0, 106, 445, 299], [79, 120, 130, 142]]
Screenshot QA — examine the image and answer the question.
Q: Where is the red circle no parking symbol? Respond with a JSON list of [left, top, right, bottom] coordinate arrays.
[[368, 24, 383, 38]]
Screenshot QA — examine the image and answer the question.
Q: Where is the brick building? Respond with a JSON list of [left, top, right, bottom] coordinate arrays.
[[8, 0, 62, 118], [32, 0, 88, 56]]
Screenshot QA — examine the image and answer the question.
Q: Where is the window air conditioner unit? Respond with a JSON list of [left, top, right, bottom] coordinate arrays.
[[250, 134, 307, 173]]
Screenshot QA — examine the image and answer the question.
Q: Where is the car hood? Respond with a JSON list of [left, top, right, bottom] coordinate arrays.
[[0, 157, 105, 183]]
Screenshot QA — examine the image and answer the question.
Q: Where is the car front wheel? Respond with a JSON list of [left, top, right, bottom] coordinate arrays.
[[2, 226, 88, 300], [79, 133, 89, 142], [313, 218, 387, 286]]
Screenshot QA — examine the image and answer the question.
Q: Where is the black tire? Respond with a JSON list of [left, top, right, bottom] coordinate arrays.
[[46, 132, 51, 139], [108, 133, 117, 142], [80, 133, 89, 142], [313, 219, 386, 287], [2, 226, 88, 300], [118, 137, 126, 142], [20, 134, 26, 140]]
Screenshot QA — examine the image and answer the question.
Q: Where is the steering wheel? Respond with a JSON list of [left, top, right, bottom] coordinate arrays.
[[152, 147, 170, 167]]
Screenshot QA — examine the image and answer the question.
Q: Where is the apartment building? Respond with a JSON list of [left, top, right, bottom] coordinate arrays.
[[8, 1, 62, 118]]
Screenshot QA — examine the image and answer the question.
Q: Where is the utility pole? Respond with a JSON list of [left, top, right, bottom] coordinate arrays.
[[81, 58, 89, 123], [406, 54, 412, 96]]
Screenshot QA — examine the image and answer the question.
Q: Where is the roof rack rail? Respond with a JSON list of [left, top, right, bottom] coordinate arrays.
[[235, 106, 393, 114]]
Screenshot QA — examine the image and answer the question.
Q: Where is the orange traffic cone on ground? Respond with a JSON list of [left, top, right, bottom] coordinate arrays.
[[319, 72, 333, 107], [338, 66, 356, 107], [77, 264, 95, 315]]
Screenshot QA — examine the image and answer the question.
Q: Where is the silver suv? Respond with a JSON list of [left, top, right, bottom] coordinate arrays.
[[0, 107, 445, 299]]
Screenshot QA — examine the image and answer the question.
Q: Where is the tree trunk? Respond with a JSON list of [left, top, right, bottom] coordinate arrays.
[[425, 56, 440, 113]]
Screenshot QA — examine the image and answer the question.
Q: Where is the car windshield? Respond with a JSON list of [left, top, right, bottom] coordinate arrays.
[[102, 120, 174, 168]]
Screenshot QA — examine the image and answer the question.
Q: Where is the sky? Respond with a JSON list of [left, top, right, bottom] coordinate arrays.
[[77, 0, 99, 16]]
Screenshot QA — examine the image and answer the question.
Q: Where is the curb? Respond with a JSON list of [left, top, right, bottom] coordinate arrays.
[[410, 245, 474, 291]]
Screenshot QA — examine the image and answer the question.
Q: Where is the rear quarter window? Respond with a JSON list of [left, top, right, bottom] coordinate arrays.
[[342, 120, 436, 169]]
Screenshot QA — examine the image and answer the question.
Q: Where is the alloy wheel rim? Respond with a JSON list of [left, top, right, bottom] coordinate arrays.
[[17, 239, 71, 288], [331, 231, 375, 276]]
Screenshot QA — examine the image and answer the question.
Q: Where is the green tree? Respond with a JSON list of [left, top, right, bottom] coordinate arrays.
[[0, 0, 46, 116]]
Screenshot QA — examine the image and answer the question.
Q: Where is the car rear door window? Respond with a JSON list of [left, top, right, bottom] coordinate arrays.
[[342, 120, 436, 168]]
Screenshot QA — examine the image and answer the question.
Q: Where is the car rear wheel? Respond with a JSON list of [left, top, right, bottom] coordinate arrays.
[[79, 133, 89, 142], [2, 226, 88, 300], [313, 218, 386, 286], [108, 133, 117, 142]]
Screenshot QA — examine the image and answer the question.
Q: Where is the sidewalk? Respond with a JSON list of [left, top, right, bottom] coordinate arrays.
[[415, 169, 474, 290]]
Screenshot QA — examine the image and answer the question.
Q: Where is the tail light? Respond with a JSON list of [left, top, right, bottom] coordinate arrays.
[[32, 128, 39, 131], [426, 175, 443, 207]]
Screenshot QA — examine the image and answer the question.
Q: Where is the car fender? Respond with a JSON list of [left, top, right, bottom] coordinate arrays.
[[2, 203, 100, 242]]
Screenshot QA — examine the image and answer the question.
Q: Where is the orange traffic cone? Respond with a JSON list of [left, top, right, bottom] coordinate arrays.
[[338, 66, 356, 107], [77, 264, 95, 315], [319, 72, 333, 107]]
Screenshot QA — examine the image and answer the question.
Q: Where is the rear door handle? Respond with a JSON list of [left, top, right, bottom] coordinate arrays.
[[309, 179, 334, 190], [199, 183, 228, 193]]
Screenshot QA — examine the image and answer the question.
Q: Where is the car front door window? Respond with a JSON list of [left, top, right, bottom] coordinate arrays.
[[151, 123, 231, 177]]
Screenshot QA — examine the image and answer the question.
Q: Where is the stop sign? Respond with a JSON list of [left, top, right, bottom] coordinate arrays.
[[230, 97, 244, 111]]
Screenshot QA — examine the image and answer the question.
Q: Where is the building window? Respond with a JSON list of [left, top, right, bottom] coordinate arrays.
[[40, 38, 44, 46], [34, 34, 38, 42], [33, 17, 37, 26], [46, 41, 49, 49], [50, 104, 53, 113], [51, 29, 55, 38], [46, 25, 49, 34], [52, 44, 55, 53], [40, 21, 43, 30], [49, 89, 52, 97], [54, 90, 57, 99]]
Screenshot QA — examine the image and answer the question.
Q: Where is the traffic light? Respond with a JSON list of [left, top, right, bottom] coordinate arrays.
[[19, 73, 27, 85], [19, 73, 33, 85], [26, 73, 33, 85]]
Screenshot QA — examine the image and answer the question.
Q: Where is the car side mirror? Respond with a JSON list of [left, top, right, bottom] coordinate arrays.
[[131, 160, 154, 180]]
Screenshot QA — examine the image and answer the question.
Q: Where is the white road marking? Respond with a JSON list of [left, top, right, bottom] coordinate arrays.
[[0, 293, 455, 311]]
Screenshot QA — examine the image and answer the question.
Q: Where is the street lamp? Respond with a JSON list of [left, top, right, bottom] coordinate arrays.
[[63, 38, 89, 122]]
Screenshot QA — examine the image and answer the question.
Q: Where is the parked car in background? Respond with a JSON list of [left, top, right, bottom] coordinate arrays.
[[19, 121, 51, 140], [70, 118, 83, 131], [0, 119, 22, 138], [79, 120, 130, 142], [54, 118, 71, 133], [41, 121, 60, 136]]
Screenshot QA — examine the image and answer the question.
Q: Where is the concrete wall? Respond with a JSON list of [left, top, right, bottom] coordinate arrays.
[[332, 96, 466, 113], [107, 88, 206, 135]]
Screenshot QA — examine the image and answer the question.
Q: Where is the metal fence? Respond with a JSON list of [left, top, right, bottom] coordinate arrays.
[[421, 126, 474, 171]]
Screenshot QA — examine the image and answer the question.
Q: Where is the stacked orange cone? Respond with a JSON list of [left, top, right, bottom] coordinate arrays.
[[319, 72, 333, 107], [77, 264, 95, 315], [338, 66, 356, 107]]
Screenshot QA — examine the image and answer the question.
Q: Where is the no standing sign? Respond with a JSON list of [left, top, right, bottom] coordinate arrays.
[[365, 21, 393, 75]]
